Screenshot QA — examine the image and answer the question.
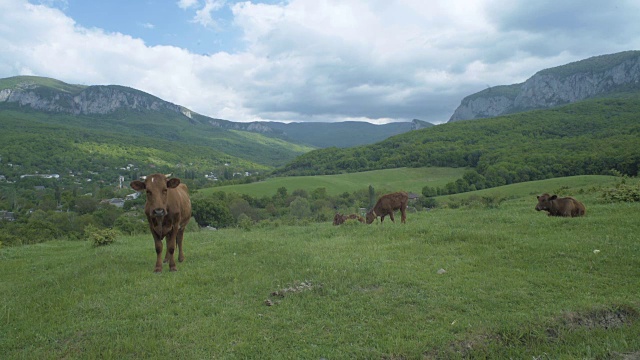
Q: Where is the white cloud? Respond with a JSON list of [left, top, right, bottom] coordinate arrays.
[[2, 0, 640, 124], [177, 0, 199, 9], [192, 0, 226, 28]]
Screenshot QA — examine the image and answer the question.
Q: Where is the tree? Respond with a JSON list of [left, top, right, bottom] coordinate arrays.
[[422, 186, 437, 198], [192, 198, 234, 228], [289, 197, 311, 219]]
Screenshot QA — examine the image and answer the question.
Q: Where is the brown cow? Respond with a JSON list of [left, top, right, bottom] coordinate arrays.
[[333, 213, 365, 225], [535, 193, 586, 217], [366, 191, 409, 224], [130, 174, 192, 272]]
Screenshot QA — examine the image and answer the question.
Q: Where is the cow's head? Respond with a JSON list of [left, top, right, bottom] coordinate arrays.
[[535, 193, 557, 212], [130, 174, 181, 217], [333, 213, 344, 225], [365, 210, 376, 224]]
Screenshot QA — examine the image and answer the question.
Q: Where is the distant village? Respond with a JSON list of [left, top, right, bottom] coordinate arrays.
[[0, 161, 257, 217]]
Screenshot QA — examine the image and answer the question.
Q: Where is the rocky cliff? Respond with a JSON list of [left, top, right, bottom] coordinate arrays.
[[0, 76, 192, 118], [448, 50, 640, 122]]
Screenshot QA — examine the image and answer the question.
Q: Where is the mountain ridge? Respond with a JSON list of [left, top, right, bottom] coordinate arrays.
[[449, 50, 640, 122], [0, 75, 428, 149]]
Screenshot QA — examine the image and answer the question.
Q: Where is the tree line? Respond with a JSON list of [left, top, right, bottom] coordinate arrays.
[[275, 96, 640, 196]]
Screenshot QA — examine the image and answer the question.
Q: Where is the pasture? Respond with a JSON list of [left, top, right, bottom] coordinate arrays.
[[2, 176, 640, 359], [197, 167, 468, 198]]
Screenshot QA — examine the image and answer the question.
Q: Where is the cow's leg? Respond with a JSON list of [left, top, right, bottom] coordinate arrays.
[[401, 207, 407, 224], [176, 228, 186, 263], [166, 230, 178, 271], [153, 236, 164, 273], [389, 212, 395, 222], [163, 239, 171, 263]]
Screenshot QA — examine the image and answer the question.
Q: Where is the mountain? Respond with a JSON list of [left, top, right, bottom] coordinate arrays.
[[276, 93, 640, 182], [260, 119, 432, 148], [448, 50, 640, 122], [0, 76, 314, 177], [0, 76, 425, 150]]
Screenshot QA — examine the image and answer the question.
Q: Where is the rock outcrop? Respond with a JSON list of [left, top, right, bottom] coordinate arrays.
[[0, 77, 190, 118], [449, 51, 640, 122]]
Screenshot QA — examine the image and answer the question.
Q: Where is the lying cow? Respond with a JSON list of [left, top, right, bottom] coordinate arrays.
[[535, 193, 586, 217], [333, 213, 365, 225], [130, 174, 192, 272], [366, 191, 409, 224]]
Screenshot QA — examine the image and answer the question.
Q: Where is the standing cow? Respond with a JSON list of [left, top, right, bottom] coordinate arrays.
[[535, 193, 586, 217], [366, 191, 409, 224], [131, 174, 192, 272]]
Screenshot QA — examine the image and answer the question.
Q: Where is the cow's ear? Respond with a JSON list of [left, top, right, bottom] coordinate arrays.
[[536, 195, 540, 200], [550, 195, 558, 200], [167, 178, 181, 189], [130, 180, 146, 191]]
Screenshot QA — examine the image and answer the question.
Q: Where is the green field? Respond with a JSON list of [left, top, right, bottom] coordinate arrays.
[[199, 167, 468, 198], [3, 176, 639, 358]]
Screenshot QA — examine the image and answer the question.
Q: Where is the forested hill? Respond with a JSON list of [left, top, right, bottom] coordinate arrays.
[[449, 50, 640, 122], [265, 119, 433, 148], [0, 76, 424, 149], [275, 93, 640, 188]]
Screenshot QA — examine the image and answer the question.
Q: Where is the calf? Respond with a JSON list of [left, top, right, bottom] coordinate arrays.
[[366, 191, 409, 224], [333, 213, 365, 225], [535, 193, 586, 217], [131, 174, 192, 272]]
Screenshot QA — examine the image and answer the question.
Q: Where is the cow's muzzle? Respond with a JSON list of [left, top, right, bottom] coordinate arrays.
[[153, 208, 166, 217]]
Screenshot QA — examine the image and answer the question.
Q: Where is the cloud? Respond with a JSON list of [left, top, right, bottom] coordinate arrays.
[[191, 0, 226, 29], [2, 0, 640, 125], [177, 0, 199, 9]]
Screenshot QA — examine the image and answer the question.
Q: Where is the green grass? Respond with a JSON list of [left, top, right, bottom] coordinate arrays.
[[442, 175, 616, 202], [2, 177, 640, 359], [199, 167, 468, 198]]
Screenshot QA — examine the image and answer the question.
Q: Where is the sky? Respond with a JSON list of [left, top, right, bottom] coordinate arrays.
[[1, 0, 640, 124]]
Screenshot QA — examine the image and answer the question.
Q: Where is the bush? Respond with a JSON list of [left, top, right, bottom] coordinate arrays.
[[601, 181, 640, 202], [85, 225, 118, 247], [192, 198, 235, 228], [237, 214, 253, 231], [114, 213, 148, 235]]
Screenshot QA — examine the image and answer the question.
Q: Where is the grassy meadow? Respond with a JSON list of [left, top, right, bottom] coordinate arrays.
[[2, 175, 640, 359], [198, 167, 468, 198]]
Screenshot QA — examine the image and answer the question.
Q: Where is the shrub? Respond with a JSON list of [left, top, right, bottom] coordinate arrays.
[[114, 214, 148, 235], [237, 214, 252, 231], [601, 181, 640, 202], [85, 225, 118, 247]]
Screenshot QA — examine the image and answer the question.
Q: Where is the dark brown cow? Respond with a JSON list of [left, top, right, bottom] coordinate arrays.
[[130, 174, 192, 272], [535, 193, 586, 217], [333, 213, 365, 225], [366, 191, 409, 224]]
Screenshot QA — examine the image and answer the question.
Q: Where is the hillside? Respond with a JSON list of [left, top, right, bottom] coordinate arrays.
[[0, 76, 314, 174], [264, 119, 433, 148], [3, 175, 639, 358], [448, 50, 640, 122], [0, 76, 422, 152], [0, 108, 313, 185], [196, 167, 465, 199], [276, 93, 640, 186]]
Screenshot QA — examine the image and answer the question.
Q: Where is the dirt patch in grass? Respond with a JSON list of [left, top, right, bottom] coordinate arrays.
[[561, 304, 638, 330], [427, 304, 639, 359], [264, 280, 318, 306]]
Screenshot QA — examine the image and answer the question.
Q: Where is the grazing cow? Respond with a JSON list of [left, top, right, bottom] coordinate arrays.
[[535, 193, 586, 217], [333, 213, 365, 225], [366, 191, 409, 224], [130, 174, 192, 272]]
